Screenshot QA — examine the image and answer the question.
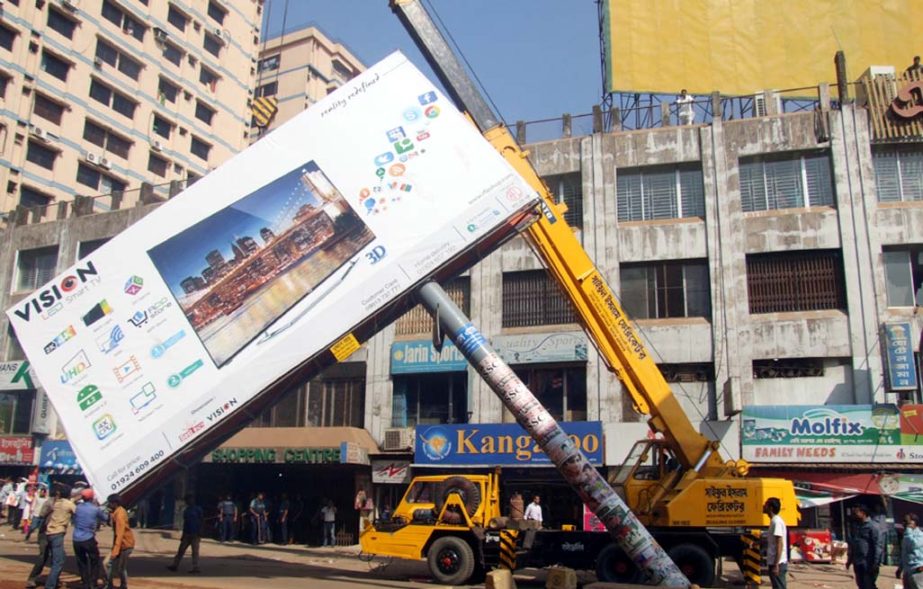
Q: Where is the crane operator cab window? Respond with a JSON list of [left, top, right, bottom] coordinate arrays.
[[404, 481, 438, 524], [613, 440, 678, 486]]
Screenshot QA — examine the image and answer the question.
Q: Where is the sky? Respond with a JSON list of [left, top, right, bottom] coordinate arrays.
[[260, 0, 603, 125]]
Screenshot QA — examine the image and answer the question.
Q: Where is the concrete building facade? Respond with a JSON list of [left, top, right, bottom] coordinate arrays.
[[0, 0, 264, 215]]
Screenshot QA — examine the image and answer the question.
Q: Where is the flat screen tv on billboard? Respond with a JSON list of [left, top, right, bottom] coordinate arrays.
[[7, 52, 539, 495]]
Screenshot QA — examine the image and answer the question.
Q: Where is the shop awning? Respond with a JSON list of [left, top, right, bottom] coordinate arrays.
[[794, 486, 856, 509]]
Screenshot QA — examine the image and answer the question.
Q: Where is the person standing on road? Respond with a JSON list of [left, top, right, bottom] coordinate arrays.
[[249, 492, 267, 545], [217, 494, 237, 543], [168, 494, 204, 574], [763, 497, 788, 589], [847, 504, 881, 589], [320, 499, 337, 547], [43, 483, 76, 589], [25, 485, 48, 542], [524, 495, 543, 526], [898, 513, 923, 589], [105, 493, 135, 589], [72, 488, 108, 589], [25, 487, 56, 589]]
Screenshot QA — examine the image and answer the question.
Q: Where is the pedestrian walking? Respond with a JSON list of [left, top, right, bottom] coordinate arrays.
[[763, 497, 788, 589], [0, 478, 11, 524], [21, 484, 36, 537], [73, 488, 107, 589], [249, 492, 267, 545], [217, 494, 237, 543], [899, 513, 923, 589], [105, 493, 135, 589], [25, 487, 56, 588], [6, 478, 23, 530], [524, 495, 543, 525], [42, 483, 76, 589], [320, 499, 337, 547], [167, 494, 203, 574], [25, 485, 48, 542], [847, 504, 881, 589]]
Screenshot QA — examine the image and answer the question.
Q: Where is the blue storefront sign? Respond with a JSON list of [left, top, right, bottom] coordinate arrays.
[[39, 440, 83, 474], [390, 339, 468, 374], [415, 421, 604, 466], [885, 322, 918, 391]]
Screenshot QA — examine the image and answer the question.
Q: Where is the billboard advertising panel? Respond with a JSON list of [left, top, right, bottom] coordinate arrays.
[[7, 52, 538, 495], [603, 0, 923, 96]]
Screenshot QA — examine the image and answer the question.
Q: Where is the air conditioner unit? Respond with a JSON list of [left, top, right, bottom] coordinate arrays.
[[382, 428, 414, 451], [753, 91, 782, 117], [98, 155, 112, 169], [153, 27, 167, 42], [60, 0, 78, 11], [31, 126, 49, 141], [85, 152, 100, 165], [213, 27, 224, 40], [151, 139, 163, 152], [93, 57, 102, 69]]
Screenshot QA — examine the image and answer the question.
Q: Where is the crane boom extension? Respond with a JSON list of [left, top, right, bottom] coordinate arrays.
[[391, 0, 725, 474]]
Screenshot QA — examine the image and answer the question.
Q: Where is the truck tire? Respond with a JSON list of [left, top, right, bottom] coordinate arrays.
[[435, 476, 481, 517], [596, 543, 642, 584], [668, 543, 715, 588], [427, 536, 476, 585]]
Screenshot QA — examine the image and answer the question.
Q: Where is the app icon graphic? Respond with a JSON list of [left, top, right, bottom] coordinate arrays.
[[113, 356, 141, 383], [403, 107, 421, 122], [373, 152, 394, 166], [418, 91, 437, 105], [82, 300, 112, 327], [151, 330, 186, 359], [44, 325, 77, 355], [386, 127, 406, 142], [97, 324, 124, 354], [425, 105, 440, 119], [60, 350, 91, 384], [393, 139, 414, 154], [77, 384, 102, 411], [130, 382, 156, 414], [93, 414, 116, 440], [124, 276, 144, 295], [129, 311, 148, 328]]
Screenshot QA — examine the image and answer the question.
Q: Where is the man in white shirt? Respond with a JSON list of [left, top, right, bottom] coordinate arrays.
[[676, 89, 695, 125], [523, 495, 543, 526], [763, 497, 788, 589]]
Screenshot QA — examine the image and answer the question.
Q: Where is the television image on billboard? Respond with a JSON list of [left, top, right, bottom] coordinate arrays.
[[147, 161, 374, 366]]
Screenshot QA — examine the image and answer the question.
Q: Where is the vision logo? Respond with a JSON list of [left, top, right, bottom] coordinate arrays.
[[130, 382, 156, 414], [96, 324, 124, 354], [113, 355, 141, 384], [44, 325, 77, 355], [60, 350, 91, 384], [206, 397, 239, 422], [13, 261, 99, 322], [123, 276, 144, 295], [77, 384, 102, 411], [151, 330, 186, 359], [93, 413, 116, 440], [128, 311, 148, 328], [82, 300, 112, 327]]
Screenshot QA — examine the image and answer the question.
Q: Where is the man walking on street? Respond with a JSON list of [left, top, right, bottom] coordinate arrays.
[[43, 483, 76, 589], [320, 500, 337, 547], [524, 495, 543, 526], [25, 486, 57, 588], [72, 488, 107, 589], [217, 494, 237, 543], [898, 513, 923, 589], [105, 494, 134, 589], [847, 504, 881, 589], [763, 497, 788, 589], [168, 494, 203, 574]]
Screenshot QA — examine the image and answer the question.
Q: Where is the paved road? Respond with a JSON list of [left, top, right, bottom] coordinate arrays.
[[0, 525, 898, 588]]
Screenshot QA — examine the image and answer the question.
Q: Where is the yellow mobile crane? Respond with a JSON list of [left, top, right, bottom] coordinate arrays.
[[359, 2, 799, 585]]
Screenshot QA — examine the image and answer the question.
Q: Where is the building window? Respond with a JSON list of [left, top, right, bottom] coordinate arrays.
[[41, 50, 70, 82], [620, 259, 711, 319], [332, 59, 354, 81], [76, 162, 126, 194], [148, 152, 168, 177], [617, 164, 705, 222], [89, 79, 137, 119], [502, 270, 577, 328], [101, 0, 144, 41], [308, 378, 365, 427], [392, 373, 466, 427], [513, 366, 586, 422], [0, 23, 15, 51], [190, 136, 211, 161], [203, 32, 222, 57], [152, 114, 172, 139], [256, 81, 278, 98], [15, 245, 58, 292], [167, 5, 188, 31], [95, 39, 142, 80], [739, 152, 835, 212], [753, 358, 825, 379], [207, 1, 227, 24], [161, 42, 183, 67], [83, 120, 131, 159], [395, 277, 469, 335], [0, 392, 35, 434], [33, 93, 65, 125], [544, 172, 584, 229], [6, 326, 25, 362], [873, 147, 923, 203], [0, 74, 9, 98], [194, 101, 215, 125], [19, 185, 52, 208], [746, 250, 846, 313], [199, 66, 219, 92], [258, 55, 279, 72], [158, 77, 179, 104], [47, 8, 77, 39], [78, 238, 110, 259], [26, 141, 57, 170], [883, 246, 923, 307]]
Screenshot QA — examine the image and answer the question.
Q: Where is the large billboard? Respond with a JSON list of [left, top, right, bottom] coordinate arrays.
[[742, 404, 923, 464], [6, 52, 538, 495], [603, 0, 923, 96]]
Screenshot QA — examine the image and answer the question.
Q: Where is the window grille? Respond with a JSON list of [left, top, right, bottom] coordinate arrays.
[[739, 152, 834, 212], [873, 147, 923, 202], [16, 246, 58, 292], [543, 172, 583, 229], [502, 270, 577, 328], [617, 164, 705, 221], [746, 250, 846, 313], [620, 260, 711, 319], [395, 277, 469, 335]]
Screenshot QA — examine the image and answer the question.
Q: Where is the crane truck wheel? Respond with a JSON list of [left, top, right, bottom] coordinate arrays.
[[427, 536, 476, 585], [435, 476, 482, 516], [667, 543, 715, 588], [595, 543, 642, 584]]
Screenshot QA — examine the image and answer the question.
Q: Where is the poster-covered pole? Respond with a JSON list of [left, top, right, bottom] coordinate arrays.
[[418, 282, 689, 587]]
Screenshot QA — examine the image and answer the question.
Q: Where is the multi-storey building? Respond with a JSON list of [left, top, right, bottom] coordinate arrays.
[[0, 0, 264, 215]]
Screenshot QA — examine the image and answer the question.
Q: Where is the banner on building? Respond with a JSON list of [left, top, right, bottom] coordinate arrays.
[[390, 340, 467, 374], [0, 361, 34, 391], [39, 440, 82, 474], [742, 404, 923, 463], [493, 331, 588, 365], [5, 52, 538, 495], [603, 0, 922, 95], [415, 421, 604, 466], [371, 459, 411, 484], [0, 436, 34, 465], [884, 322, 918, 391]]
